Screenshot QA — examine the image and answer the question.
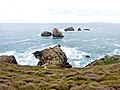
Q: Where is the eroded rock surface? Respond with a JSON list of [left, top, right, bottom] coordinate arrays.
[[41, 31, 52, 37], [0, 55, 18, 64], [64, 27, 75, 31], [33, 45, 72, 68], [52, 28, 64, 38]]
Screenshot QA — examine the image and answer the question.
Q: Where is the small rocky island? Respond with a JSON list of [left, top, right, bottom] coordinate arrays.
[[40, 27, 90, 38], [41, 31, 52, 37], [0, 45, 120, 90], [64, 27, 75, 32], [41, 28, 64, 38]]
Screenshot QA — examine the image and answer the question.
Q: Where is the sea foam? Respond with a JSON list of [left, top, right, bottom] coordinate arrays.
[[0, 45, 90, 67], [0, 50, 39, 66]]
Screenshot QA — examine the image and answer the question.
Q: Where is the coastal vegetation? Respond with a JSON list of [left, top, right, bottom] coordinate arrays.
[[0, 55, 120, 90]]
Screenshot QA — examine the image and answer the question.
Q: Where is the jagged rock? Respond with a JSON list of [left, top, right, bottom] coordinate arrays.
[[0, 55, 18, 64], [64, 27, 75, 31], [78, 28, 82, 31], [65, 62, 72, 68], [52, 28, 64, 38], [41, 31, 52, 37], [33, 45, 72, 68], [85, 55, 120, 67], [83, 29, 90, 31], [85, 55, 90, 58]]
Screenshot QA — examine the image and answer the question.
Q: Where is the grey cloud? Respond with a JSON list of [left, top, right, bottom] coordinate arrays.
[[48, 8, 73, 15], [48, 7, 120, 18]]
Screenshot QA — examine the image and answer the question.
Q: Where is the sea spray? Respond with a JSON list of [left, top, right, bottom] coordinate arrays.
[[0, 50, 38, 66]]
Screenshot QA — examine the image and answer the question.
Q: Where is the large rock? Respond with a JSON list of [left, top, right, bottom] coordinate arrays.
[[0, 55, 18, 64], [83, 28, 90, 31], [52, 28, 64, 38], [41, 31, 52, 37], [33, 45, 72, 68], [78, 28, 82, 31], [64, 27, 75, 31]]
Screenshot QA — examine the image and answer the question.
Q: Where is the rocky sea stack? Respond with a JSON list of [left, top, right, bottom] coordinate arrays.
[[41, 31, 52, 37], [52, 28, 64, 38], [41, 28, 64, 38], [64, 27, 75, 32], [78, 28, 82, 31], [33, 45, 72, 68], [83, 28, 90, 31]]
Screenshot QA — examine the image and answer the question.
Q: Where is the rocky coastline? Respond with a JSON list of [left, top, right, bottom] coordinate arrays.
[[0, 52, 120, 89], [41, 28, 64, 38], [0, 45, 120, 68], [0, 45, 120, 89]]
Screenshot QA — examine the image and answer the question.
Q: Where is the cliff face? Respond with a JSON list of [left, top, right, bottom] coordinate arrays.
[[0, 55, 120, 90]]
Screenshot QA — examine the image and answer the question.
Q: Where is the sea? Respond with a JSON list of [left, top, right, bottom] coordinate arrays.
[[0, 23, 120, 67]]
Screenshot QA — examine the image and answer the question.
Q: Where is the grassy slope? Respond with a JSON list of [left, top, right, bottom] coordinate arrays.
[[0, 60, 120, 90]]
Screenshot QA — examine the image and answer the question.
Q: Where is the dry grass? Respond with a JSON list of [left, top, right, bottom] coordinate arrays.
[[0, 58, 120, 90]]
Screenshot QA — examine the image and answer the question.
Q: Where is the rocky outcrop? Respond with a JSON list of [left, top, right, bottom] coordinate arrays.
[[85, 55, 90, 58], [52, 28, 64, 38], [0, 55, 18, 64], [33, 45, 72, 68], [86, 55, 120, 67], [83, 29, 90, 31], [41, 31, 52, 37], [78, 28, 81, 31], [64, 27, 75, 31]]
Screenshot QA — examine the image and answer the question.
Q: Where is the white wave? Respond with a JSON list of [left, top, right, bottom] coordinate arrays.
[[112, 49, 120, 55], [62, 39, 74, 42], [59, 29, 65, 32], [0, 50, 39, 66], [61, 46, 86, 59], [3, 39, 32, 45], [91, 45, 101, 49], [0, 51, 16, 56], [61, 46, 91, 67], [64, 31, 77, 32], [37, 33, 41, 36], [104, 49, 120, 57], [114, 44, 120, 47], [83, 38, 98, 42], [105, 38, 120, 41], [74, 61, 81, 67], [0, 45, 91, 67]]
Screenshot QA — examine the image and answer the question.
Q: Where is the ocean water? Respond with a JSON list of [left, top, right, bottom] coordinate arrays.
[[0, 23, 120, 67]]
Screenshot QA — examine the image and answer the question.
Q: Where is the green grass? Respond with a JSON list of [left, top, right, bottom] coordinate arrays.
[[0, 56, 120, 90]]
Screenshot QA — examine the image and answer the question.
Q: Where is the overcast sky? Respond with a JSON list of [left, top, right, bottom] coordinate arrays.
[[0, 0, 120, 23]]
